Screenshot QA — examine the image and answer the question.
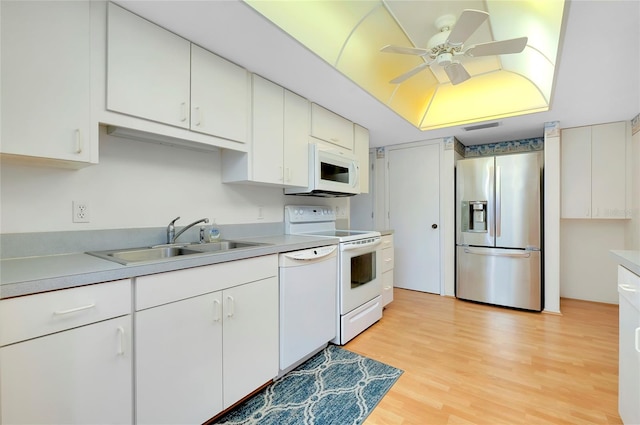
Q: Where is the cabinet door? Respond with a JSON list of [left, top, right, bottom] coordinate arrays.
[[223, 277, 279, 408], [618, 295, 640, 425], [1, 1, 93, 164], [0, 316, 132, 425], [107, 3, 191, 128], [191, 44, 249, 143], [310, 103, 354, 150], [136, 292, 223, 424], [354, 124, 370, 193], [591, 122, 627, 218], [561, 126, 591, 218], [252, 75, 285, 184], [283, 90, 310, 187]]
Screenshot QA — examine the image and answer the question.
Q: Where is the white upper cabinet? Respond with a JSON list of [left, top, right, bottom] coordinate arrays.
[[1, 0, 95, 166], [561, 121, 629, 219], [104, 3, 249, 150], [190, 44, 249, 143], [223, 75, 309, 187], [354, 124, 370, 193], [283, 89, 310, 187], [311, 103, 354, 151], [107, 2, 191, 129], [252, 74, 285, 184]]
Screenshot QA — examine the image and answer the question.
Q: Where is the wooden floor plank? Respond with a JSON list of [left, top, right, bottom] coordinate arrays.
[[345, 289, 621, 425]]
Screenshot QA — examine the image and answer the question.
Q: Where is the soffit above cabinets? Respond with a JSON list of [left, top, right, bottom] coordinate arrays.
[[244, 0, 566, 131]]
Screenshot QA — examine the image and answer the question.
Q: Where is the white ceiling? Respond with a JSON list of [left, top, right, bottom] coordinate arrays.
[[115, 0, 639, 147]]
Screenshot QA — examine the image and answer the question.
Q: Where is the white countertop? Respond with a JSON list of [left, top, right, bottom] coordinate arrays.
[[0, 234, 339, 299], [610, 250, 640, 276]]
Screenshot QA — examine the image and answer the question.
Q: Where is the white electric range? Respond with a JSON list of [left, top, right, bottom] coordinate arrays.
[[284, 205, 383, 345]]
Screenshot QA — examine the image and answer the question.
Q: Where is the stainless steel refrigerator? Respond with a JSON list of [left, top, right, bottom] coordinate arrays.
[[455, 151, 543, 311]]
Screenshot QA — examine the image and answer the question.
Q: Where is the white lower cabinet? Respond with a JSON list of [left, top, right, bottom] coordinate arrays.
[[135, 255, 279, 424], [0, 280, 132, 425], [381, 234, 395, 306], [618, 265, 640, 425]]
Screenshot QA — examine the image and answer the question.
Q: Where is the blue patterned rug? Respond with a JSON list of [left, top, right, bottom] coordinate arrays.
[[213, 345, 403, 425]]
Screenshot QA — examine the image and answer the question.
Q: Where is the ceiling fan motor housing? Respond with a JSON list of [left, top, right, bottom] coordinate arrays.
[[437, 52, 453, 66]]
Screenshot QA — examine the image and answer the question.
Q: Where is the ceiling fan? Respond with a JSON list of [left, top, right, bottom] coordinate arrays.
[[381, 9, 528, 85]]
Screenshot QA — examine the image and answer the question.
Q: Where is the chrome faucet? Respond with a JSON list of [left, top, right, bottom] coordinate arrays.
[[167, 216, 209, 244]]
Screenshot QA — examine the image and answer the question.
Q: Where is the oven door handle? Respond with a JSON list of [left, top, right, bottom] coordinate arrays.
[[341, 239, 381, 251]]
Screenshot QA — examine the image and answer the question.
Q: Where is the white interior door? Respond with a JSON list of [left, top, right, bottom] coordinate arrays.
[[387, 143, 440, 293]]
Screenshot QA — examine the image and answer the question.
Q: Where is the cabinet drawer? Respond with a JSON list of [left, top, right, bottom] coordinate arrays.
[[618, 265, 640, 310], [381, 234, 393, 249], [310, 103, 353, 151], [136, 254, 278, 310], [382, 247, 394, 272], [0, 279, 131, 346]]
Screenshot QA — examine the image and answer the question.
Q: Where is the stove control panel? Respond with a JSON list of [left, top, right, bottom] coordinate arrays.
[[285, 205, 336, 223]]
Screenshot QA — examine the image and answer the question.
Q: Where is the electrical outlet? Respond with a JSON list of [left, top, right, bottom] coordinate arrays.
[[72, 201, 90, 223]]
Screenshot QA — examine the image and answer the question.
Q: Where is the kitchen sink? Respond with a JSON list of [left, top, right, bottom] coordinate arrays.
[[87, 240, 269, 265], [187, 241, 266, 252]]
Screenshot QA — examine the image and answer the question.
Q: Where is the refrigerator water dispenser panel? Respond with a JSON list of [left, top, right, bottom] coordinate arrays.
[[461, 201, 488, 232]]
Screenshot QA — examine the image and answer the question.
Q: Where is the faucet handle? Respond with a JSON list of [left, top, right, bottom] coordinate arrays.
[[169, 216, 180, 226]]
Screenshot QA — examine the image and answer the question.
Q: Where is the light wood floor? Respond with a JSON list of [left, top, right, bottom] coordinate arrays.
[[345, 289, 621, 425]]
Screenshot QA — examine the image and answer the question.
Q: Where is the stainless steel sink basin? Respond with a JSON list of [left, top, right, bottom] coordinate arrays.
[[88, 246, 204, 265], [88, 240, 269, 265], [187, 241, 267, 252]]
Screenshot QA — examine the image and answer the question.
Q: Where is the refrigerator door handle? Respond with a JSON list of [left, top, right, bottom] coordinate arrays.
[[464, 248, 531, 258], [495, 166, 501, 237]]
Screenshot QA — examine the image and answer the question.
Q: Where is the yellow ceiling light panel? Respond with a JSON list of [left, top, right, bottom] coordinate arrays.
[[420, 71, 549, 130], [389, 74, 439, 125], [336, 2, 421, 102], [487, 0, 565, 102], [245, 0, 379, 65]]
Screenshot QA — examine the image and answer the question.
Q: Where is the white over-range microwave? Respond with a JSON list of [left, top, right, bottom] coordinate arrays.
[[285, 143, 360, 197]]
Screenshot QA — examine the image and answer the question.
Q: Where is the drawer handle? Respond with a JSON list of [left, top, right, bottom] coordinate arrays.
[[116, 326, 125, 356], [385, 258, 392, 263], [636, 327, 640, 353], [53, 303, 95, 316], [619, 284, 637, 293]]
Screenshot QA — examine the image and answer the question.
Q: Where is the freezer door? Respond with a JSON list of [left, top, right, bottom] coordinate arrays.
[[456, 157, 494, 247], [456, 246, 542, 311], [495, 152, 542, 249]]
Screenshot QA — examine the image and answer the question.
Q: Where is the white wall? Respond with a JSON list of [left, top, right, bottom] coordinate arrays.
[[560, 219, 626, 303], [0, 127, 347, 234]]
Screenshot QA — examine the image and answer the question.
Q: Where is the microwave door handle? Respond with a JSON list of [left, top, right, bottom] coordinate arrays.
[[352, 161, 360, 188]]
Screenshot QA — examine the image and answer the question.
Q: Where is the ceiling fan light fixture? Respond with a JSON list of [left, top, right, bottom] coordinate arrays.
[[437, 52, 453, 66]]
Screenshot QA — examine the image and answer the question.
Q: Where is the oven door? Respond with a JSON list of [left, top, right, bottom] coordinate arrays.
[[340, 240, 382, 314]]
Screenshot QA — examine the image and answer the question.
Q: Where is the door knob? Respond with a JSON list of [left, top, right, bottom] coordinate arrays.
[[432, 224, 438, 229]]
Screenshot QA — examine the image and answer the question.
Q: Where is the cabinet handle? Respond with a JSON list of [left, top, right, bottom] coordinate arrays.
[[384, 258, 392, 263], [226, 295, 235, 318], [330, 137, 339, 143], [74, 129, 83, 154], [180, 102, 187, 122], [213, 298, 221, 322], [636, 327, 640, 353], [278, 166, 283, 182], [116, 326, 125, 356], [194, 106, 201, 126], [53, 303, 95, 316], [593, 207, 599, 217], [286, 167, 291, 182], [619, 284, 637, 292]]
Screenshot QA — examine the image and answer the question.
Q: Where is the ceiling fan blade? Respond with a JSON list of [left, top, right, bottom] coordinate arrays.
[[444, 62, 470, 85], [389, 62, 430, 84], [446, 9, 489, 46], [464, 37, 528, 57], [380, 44, 430, 56]]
